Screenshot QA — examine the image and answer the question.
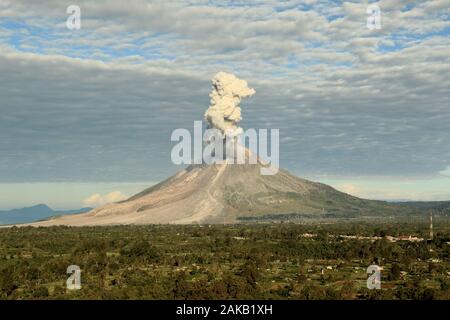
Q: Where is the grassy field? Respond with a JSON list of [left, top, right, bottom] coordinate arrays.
[[0, 221, 448, 300]]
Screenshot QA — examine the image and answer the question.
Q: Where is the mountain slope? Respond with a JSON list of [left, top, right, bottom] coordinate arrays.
[[28, 163, 420, 226]]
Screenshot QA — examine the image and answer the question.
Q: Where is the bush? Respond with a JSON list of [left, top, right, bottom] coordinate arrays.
[[388, 263, 401, 281], [119, 241, 159, 262], [33, 286, 49, 298]]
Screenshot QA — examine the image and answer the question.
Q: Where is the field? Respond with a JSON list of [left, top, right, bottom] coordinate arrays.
[[0, 221, 448, 300]]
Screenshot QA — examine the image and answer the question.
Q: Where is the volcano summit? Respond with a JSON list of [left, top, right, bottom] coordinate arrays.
[[29, 72, 417, 226]]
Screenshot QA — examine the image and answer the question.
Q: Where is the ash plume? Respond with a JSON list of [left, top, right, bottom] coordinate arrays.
[[204, 72, 255, 137]]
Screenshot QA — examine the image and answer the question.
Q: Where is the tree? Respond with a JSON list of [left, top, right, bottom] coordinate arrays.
[[388, 263, 401, 281], [120, 241, 159, 262], [0, 267, 18, 297], [32, 286, 49, 298], [172, 272, 189, 299], [240, 261, 260, 288], [421, 288, 435, 300]]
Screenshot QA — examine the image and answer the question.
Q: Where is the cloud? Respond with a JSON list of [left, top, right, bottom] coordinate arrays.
[[335, 183, 361, 196], [83, 193, 103, 207], [324, 177, 450, 201], [439, 166, 450, 177], [83, 191, 127, 207], [0, 0, 449, 185]]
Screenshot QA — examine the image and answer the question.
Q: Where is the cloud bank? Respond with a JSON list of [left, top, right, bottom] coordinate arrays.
[[0, 1, 449, 202]]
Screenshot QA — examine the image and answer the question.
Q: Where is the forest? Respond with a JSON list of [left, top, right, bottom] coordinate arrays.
[[0, 221, 448, 300]]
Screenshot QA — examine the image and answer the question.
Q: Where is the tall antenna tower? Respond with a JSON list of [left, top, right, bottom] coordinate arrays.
[[429, 210, 434, 241]]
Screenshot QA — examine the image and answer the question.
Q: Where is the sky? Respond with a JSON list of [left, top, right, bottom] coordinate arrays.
[[0, 0, 449, 209]]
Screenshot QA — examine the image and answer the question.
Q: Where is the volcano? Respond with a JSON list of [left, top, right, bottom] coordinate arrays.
[[29, 162, 416, 226], [26, 72, 418, 226]]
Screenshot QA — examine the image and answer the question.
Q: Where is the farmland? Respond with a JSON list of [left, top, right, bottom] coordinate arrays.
[[0, 221, 448, 300]]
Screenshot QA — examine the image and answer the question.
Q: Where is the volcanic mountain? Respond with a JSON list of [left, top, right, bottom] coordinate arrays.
[[29, 162, 417, 226], [25, 72, 419, 226]]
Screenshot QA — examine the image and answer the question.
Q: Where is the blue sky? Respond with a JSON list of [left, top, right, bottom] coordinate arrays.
[[0, 0, 449, 208]]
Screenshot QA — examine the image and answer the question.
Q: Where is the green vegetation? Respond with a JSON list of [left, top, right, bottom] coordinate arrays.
[[0, 221, 448, 300]]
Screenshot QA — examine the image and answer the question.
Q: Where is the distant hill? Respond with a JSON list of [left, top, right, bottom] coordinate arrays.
[[394, 201, 450, 209], [0, 204, 92, 225], [393, 201, 450, 216]]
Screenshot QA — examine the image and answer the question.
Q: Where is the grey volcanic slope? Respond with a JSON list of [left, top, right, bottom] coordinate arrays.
[[28, 162, 417, 226]]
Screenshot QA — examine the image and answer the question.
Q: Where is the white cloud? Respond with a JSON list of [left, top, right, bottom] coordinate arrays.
[[104, 191, 128, 203], [439, 166, 450, 177], [325, 177, 450, 201], [335, 183, 361, 195], [83, 193, 103, 207], [0, 0, 449, 185], [83, 191, 127, 207]]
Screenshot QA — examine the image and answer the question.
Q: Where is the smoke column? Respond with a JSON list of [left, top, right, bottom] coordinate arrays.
[[204, 71, 255, 137]]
